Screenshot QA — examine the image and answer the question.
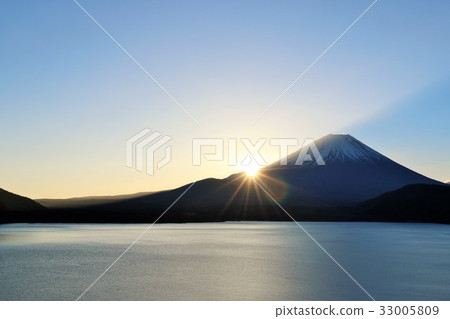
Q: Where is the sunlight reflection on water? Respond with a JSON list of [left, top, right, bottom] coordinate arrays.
[[1, 222, 450, 301]]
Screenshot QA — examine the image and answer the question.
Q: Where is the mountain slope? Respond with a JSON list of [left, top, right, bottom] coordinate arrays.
[[36, 192, 155, 208], [7, 133, 446, 224], [0, 188, 45, 222], [357, 184, 450, 223], [282, 134, 390, 165], [262, 134, 442, 205], [47, 134, 443, 220], [42, 182, 450, 224]]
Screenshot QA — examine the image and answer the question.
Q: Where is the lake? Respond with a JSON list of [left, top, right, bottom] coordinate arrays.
[[1, 222, 450, 300]]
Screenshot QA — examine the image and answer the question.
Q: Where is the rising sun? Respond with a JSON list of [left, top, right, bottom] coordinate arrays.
[[241, 162, 261, 177]]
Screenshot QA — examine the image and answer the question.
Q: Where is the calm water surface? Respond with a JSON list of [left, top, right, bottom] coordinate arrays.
[[1, 222, 450, 300]]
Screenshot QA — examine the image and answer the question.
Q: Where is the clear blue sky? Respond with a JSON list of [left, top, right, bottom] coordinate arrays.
[[1, 0, 449, 198]]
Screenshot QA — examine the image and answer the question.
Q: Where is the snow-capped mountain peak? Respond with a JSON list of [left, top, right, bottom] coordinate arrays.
[[280, 134, 389, 166], [313, 134, 388, 164], [262, 133, 441, 205]]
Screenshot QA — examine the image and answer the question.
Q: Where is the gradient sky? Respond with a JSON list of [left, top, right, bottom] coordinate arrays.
[[1, 0, 449, 199]]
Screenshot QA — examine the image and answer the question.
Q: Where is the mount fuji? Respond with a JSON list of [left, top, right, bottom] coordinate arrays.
[[261, 134, 442, 206]]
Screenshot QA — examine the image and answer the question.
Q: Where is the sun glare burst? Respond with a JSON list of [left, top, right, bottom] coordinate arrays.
[[242, 162, 261, 177]]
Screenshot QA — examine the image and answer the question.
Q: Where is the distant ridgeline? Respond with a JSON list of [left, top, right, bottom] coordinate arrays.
[[1, 135, 449, 224]]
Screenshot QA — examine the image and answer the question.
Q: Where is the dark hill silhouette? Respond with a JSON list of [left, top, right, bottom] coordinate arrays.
[[1, 134, 448, 224], [0, 188, 46, 223], [357, 184, 450, 223], [59, 134, 442, 215], [36, 192, 155, 208], [0, 188, 44, 212], [19, 183, 450, 224]]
